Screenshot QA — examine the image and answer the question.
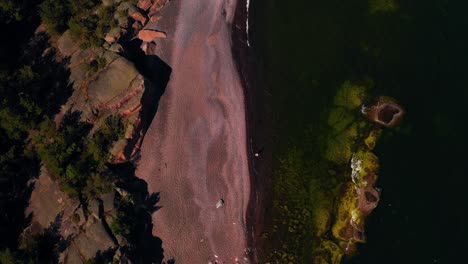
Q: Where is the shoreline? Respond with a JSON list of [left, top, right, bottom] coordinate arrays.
[[135, 0, 255, 262], [231, 0, 271, 261]]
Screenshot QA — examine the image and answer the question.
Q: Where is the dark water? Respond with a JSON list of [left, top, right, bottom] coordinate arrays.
[[251, 0, 468, 263]]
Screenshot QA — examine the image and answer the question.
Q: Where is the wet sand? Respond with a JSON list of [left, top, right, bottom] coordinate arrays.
[[136, 0, 251, 263]]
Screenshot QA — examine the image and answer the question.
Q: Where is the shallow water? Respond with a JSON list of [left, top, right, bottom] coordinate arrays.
[[251, 0, 468, 262]]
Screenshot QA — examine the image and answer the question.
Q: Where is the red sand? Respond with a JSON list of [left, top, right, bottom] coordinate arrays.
[[135, 0, 251, 263]]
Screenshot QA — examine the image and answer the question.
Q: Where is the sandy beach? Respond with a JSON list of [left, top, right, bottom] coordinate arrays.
[[135, 0, 252, 263]]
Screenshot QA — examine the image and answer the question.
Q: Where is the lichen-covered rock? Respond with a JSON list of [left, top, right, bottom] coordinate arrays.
[[57, 31, 79, 57], [25, 167, 80, 235], [61, 218, 117, 263]]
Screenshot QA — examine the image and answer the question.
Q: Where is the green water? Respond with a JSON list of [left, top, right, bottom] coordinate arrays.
[[251, 0, 468, 262]]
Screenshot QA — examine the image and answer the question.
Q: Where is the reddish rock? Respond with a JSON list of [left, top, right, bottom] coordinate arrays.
[[366, 97, 404, 127], [137, 29, 167, 42], [138, 0, 153, 11], [149, 0, 170, 15], [130, 10, 148, 25]]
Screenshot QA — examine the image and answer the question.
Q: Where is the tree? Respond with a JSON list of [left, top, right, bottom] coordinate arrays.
[[0, 0, 22, 23], [39, 0, 70, 33], [0, 249, 17, 264]]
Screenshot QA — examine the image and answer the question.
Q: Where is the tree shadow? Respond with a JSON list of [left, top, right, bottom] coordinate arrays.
[[0, 31, 73, 250], [18, 31, 73, 119], [108, 162, 164, 264], [120, 39, 172, 161], [19, 213, 71, 264], [35, 213, 70, 263]]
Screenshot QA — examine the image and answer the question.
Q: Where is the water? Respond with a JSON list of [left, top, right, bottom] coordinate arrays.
[[251, 0, 468, 262]]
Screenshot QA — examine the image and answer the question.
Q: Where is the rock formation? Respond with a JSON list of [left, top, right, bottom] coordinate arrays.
[[137, 29, 167, 42], [24, 1, 172, 263], [54, 0, 171, 163], [26, 168, 118, 263], [308, 81, 404, 263], [331, 95, 404, 256], [365, 96, 405, 127]]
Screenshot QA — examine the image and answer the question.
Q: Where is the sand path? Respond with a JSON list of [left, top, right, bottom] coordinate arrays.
[[136, 0, 251, 263]]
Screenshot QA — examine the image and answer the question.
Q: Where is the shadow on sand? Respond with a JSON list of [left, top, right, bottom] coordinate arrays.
[[108, 162, 164, 263], [121, 39, 172, 163]]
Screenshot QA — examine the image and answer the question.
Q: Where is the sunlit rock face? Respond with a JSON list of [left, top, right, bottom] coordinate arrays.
[[366, 97, 405, 127]]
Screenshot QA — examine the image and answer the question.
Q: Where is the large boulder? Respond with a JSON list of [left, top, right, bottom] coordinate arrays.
[[138, 29, 167, 42], [59, 46, 149, 162]]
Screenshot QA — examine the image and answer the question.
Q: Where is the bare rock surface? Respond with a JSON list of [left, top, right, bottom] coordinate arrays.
[[56, 32, 149, 162], [26, 167, 79, 231], [138, 29, 167, 42], [27, 168, 118, 263], [136, 0, 251, 263]]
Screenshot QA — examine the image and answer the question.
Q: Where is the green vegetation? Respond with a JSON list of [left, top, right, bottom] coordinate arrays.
[[85, 56, 108, 75], [0, 249, 16, 264], [0, 220, 68, 264], [324, 81, 370, 164], [1, 2, 158, 262], [39, 0, 71, 33], [262, 79, 378, 263], [39, 0, 118, 48], [0, 0, 22, 22], [369, 0, 399, 14], [34, 114, 125, 199], [253, 0, 407, 259], [110, 199, 133, 236]]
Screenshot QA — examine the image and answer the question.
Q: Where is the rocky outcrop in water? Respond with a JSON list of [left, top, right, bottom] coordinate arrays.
[[365, 96, 405, 127]]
